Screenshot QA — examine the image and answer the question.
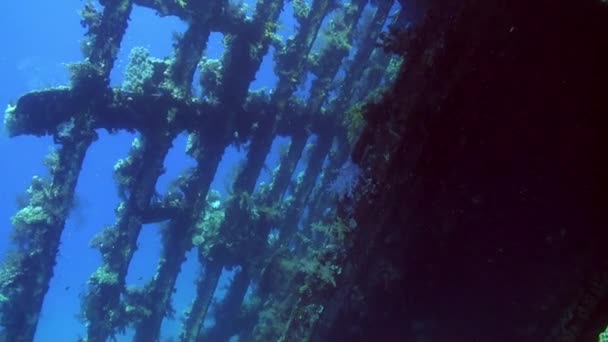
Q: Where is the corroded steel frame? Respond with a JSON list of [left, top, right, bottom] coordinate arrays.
[[0, 0, 400, 341]]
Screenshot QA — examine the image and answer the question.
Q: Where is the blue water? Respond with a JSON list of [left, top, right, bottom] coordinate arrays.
[[0, 1, 283, 340]]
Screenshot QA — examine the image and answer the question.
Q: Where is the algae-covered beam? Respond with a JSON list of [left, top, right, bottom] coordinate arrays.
[[132, 0, 238, 32], [131, 0, 190, 18], [267, 132, 308, 201], [83, 131, 175, 341], [278, 133, 333, 246], [132, 140, 226, 342], [185, 130, 308, 341], [1, 2, 134, 339], [0, 4, 133, 332], [233, 100, 278, 193], [197, 132, 309, 341], [333, 0, 393, 110], [187, 112, 278, 339], [178, 2, 300, 335], [308, 0, 367, 112], [162, 20, 211, 99], [0, 115, 96, 342], [273, 0, 335, 100], [4, 88, 79, 137], [169, 172, 227, 342], [351, 8, 407, 102], [5, 88, 214, 136], [159, 0, 230, 99], [179, 257, 223, 342], [141, 198, 183, 223], [7, 87, 332, 141], [182, 115, 278, 339], [217, 0, 284, 109], [86, 0, 134, 77], [200, 266, 250, 341], [298, 137, 350, 248]]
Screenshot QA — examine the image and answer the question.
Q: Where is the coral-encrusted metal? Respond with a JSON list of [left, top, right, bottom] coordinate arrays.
[[0, 0, 401, 341]]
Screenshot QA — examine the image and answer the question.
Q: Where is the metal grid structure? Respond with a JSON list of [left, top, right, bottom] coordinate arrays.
[[0, 0, 403, 340]]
